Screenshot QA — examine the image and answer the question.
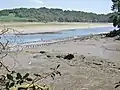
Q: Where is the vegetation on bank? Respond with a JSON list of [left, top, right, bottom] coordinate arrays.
[[106, 0, 120, 40], [0, 14, 37, 22], [0, 7, 113, 22]]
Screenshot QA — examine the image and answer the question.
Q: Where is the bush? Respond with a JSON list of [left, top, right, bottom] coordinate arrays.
[[64, 54, 74, 60], [106, 29, 120, 37]]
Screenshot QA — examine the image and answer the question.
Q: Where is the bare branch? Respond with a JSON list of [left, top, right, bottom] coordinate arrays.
[[0, 54, 7, 60], [0, 61, 11, 72]]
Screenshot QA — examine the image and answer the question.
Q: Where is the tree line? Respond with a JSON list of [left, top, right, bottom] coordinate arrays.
[[0, 7, 113, 22]]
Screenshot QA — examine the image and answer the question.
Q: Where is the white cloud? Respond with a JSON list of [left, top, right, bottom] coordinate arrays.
[[30, 0, 43, 4]]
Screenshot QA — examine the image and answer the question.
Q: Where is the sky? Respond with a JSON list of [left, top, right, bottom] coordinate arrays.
[[0, 0, 112, 14]]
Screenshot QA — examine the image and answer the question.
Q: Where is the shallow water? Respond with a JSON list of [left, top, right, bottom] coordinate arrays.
[[0, 27, 115, 44]]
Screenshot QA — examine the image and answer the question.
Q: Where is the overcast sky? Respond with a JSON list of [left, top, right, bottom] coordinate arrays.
[[0, 0, 112, 14]]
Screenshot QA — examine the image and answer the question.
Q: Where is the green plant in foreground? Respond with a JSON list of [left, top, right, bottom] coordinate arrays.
[[4, 64, 61, 90]]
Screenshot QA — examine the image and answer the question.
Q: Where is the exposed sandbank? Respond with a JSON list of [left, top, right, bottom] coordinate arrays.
[[0, 22, 112, 34]]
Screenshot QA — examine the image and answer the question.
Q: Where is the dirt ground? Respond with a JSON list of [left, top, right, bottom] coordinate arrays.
[[3, 35, 120, 90]]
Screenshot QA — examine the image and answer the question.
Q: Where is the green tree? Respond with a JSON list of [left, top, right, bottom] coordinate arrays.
[[106, 0, 120, 38], [0, 7, 112, 22], [111, 0, 120, 28]]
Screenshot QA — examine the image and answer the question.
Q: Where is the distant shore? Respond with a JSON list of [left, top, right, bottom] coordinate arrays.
[[0, 22, 112, 34]]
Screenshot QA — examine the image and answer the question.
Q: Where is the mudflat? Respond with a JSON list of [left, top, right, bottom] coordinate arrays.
[[3, 35, 120, 90], [0, 22, 112, 34]]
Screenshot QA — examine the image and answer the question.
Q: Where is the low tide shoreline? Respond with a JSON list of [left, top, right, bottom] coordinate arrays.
[[13, 25, 113, 35], [13, 33, 106, 51], [0, 23, 112, 34]]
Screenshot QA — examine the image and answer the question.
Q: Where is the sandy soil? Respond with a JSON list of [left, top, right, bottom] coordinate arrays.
[[0, 23, 112, 34], [2, 35, 120, 90]]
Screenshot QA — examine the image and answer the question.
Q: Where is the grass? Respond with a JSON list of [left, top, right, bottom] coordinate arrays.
[[0, 14, 37, 22]]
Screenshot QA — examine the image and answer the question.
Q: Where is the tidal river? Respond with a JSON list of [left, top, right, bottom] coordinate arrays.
[[0, 27, 115, 44]]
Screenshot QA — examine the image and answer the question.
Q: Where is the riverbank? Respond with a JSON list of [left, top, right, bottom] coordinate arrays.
[[0, 22, 112, 34], [4, 33, 120, 90]]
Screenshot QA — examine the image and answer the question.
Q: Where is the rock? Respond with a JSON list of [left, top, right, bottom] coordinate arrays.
[[64, 54, 74, 60], [56, 55, 62, 58], [33, 55, 38, 58], [47, 55, 51, 58], [40, 51, 46, 54], [28, 61, 32, 65], [80, 55, 85, 59]]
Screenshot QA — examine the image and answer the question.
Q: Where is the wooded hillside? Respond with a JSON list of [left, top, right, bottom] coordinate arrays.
[[0, 7, 113, 22]]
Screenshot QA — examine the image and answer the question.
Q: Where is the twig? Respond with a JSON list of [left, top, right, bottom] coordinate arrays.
[[0, 54, 7, 59], [0, 61, 11, 72]]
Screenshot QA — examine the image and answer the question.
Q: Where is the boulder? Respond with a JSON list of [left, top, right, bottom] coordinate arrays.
[[64, 54, 74, 60]]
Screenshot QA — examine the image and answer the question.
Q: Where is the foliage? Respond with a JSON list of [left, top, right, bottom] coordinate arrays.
[[111, 0, 120, 28], [0, 14, 37, 22], [106, 29, 120, 37], [0, 7, 113, 22], [4, 64, 61, 90], [106, 0, 120, 38], [64, 54, 74, 60]]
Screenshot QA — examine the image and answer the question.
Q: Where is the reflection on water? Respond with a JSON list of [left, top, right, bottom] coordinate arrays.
[[0, 27, 115, 44]]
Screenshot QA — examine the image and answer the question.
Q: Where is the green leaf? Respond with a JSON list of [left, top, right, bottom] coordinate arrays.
[[16, 73, 22, 80], [20, 80, 24, 85], [7, 74, 13, 81], [11, 71, 16, 74], [26, 78, 33, 81], [16, 81, 20, 84], [115, 84, 120, 88], [23, 73, 29, 79], [9, 82, 15, 88], [6, 82, 9, 88]]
